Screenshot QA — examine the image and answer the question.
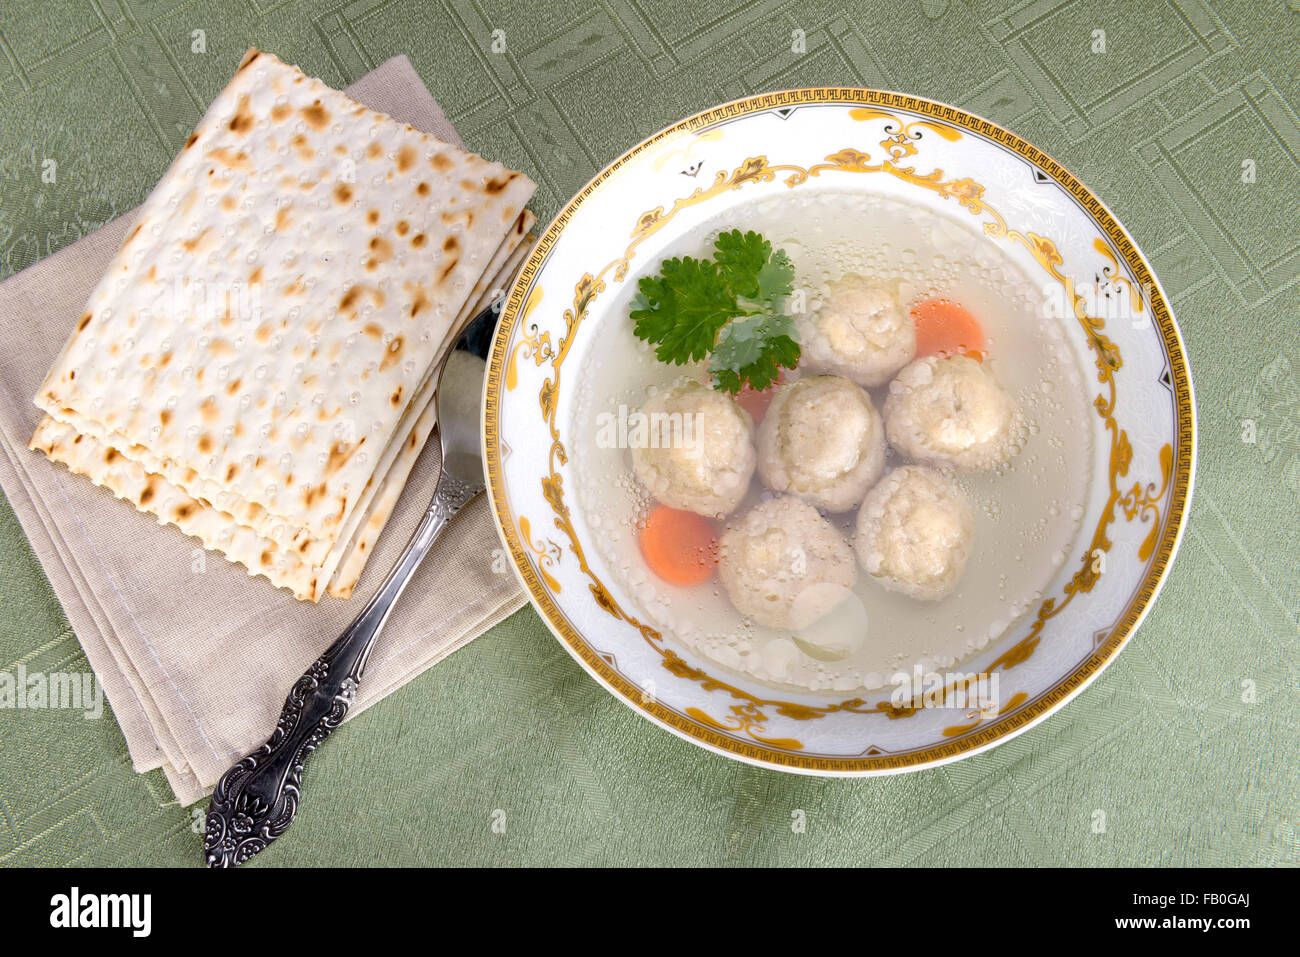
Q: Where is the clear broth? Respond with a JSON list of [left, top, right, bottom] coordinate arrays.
[[570, 190, 1092, 693]]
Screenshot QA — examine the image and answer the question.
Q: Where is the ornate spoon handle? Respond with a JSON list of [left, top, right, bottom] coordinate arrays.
[[203, 476, 480, 867]]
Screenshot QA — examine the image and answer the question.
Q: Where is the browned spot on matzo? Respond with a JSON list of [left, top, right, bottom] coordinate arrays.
[[380, 336, 404, 371], [301, 99, 330, 130], [325, 438, 362, 475], [365, 236, 393, 270], [181, 228, 212, 254], [209, 147, 252, 171], [229, 96, 255, 134], [339, 286, 362, 313], [484, 173, 517, 194], [407, 284, 430, 317]]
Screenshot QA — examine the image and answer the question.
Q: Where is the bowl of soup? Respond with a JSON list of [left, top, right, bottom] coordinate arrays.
[[484, 89, 1195, 774]]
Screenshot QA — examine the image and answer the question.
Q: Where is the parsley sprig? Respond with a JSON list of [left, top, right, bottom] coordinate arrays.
[[629, 230, 799, 394]]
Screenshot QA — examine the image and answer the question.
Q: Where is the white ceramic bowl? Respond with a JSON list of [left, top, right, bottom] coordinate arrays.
[[484, 89, 1196, 774]]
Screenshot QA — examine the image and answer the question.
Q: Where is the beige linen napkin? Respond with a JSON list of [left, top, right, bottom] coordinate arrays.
[[0, 56, 526, 806]]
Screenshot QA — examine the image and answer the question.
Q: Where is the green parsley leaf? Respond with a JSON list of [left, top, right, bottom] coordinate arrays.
[[709, 312, 799, 394], [629, 256, 736, 365], [754, 249, 795, 303], [714, 229, 773, 299], [629, 230, 801, 394]]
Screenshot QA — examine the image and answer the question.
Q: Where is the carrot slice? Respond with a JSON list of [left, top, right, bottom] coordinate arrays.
[[734, 370, 784, 423], [639, 505, 718, 586], [912, 298, 986, 361]]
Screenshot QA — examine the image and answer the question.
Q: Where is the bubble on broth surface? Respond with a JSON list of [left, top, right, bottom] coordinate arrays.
[[568, 190, 1093, 693]]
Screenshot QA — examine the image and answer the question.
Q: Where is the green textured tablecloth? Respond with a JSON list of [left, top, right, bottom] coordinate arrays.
[[1, 0, 1296, 867]]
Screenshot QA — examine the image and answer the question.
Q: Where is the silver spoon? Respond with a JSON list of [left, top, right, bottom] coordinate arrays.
[[203, 301, 500, 867]]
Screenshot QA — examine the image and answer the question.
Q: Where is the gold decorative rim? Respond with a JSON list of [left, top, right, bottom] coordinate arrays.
[[484, 87, 1197, 774]]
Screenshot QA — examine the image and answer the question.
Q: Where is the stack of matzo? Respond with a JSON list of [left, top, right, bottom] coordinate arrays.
[[29, 49, 536, 601]]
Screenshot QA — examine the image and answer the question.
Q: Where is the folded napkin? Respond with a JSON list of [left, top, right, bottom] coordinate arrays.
[[0, 56, 526, 806]]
